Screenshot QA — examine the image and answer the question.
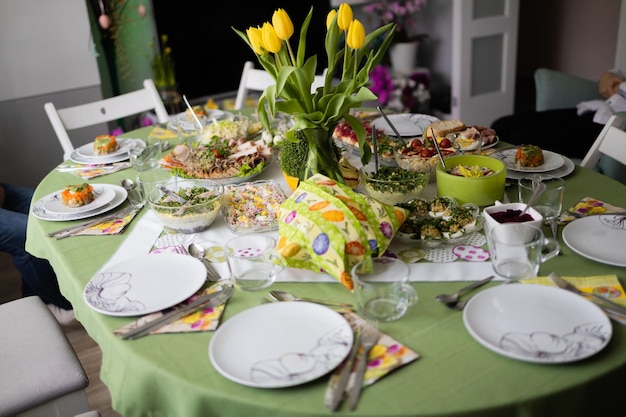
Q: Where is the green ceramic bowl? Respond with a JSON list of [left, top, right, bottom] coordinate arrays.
[[435, 155, 507, 206]]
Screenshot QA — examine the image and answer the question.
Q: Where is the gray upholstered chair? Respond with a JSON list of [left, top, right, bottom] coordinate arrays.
[[0, 296, 91, 417]]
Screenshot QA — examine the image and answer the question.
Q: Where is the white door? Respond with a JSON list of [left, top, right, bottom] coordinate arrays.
[[451, 0, 519, 127]]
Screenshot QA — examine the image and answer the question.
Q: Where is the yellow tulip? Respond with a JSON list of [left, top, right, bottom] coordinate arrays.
[[347, 19, 365, 49], [272, 8, 294, 40], [246, 26, 264, 55], [261, 22, 282, 54], [326, 9, 337, 30], [337, 3, 353, 31]]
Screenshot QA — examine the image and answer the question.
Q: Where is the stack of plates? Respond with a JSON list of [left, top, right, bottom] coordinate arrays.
[[31, 184, 128, 221], [490, 148, 575, 179], [70, 139, 132, 164]]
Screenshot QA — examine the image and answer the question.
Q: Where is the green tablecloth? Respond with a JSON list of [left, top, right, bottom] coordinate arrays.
[[26, 128, 626, 417]]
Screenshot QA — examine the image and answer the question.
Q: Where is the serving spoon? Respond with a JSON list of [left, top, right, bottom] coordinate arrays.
[[157, 184, 187, 204], [121, 178, 143, 206], [521, 181, 547, 214], [269, 290, 353, 308], [188, 243, 221, 282]]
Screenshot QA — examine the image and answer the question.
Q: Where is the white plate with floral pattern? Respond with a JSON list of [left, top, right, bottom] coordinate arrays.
[[463, 284, 611, 363]]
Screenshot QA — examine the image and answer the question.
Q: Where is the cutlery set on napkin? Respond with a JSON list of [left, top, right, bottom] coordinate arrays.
[[47, 204, 142, 239]]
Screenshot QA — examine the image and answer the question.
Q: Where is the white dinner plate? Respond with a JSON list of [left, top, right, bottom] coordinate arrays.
[[70, 148, 130, 164], [31, 184, 127, 221], [491, 148, 565, 173], [42, 184, 116, 215], [209, 302, 353, 388], [463, 284, 612, 364], [84, 253, 206, 317], [371, 113, 440, 137], [562, 214, 626, 267], [499, 154, 575, 180], [76, 138, 130, 158]]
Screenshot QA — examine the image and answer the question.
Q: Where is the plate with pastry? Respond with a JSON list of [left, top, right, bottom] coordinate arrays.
[[42, 183, 116, 215], [370, 113, 440, 137], [491, 146, 565, 173], [31, 184, 128, 221], [76, 136, 129, 158]]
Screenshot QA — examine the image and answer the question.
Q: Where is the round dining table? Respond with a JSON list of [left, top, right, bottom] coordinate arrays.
[[26, 126, 626, 417]]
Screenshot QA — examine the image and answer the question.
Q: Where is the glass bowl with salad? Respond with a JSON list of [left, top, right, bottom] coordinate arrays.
[[359, 165, 430, 205], [147, 177, 224, 233]]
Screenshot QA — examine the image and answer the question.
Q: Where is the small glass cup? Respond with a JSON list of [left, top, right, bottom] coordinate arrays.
[[518, 176, 566, 236], [487, 223, 561, 282], [129, 139, 162, 172], [351, 257, 417, 322], [225, 235, 284, 291], [136, 169, 174, 204]]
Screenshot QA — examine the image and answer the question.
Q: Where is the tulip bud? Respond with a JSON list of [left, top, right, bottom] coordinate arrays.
[[347, 19, 365, 49], [261, 22, 282, 54], [326, 9, 337, 30], [137, 3, 147, 18], [246, 26, 264, 55], [272, 8, 294, 41], [337, 3, 353, 32], [98, 14, 111, 30]]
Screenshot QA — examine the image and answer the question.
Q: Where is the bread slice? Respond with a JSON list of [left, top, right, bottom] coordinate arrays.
[[425, 120, 466, 138]]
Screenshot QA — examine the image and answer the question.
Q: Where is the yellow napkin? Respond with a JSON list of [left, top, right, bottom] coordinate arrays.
[[148, 126, 179, 140], [522, 275, 626, 307], [558, 197, 626, 224], [114, 284, 227, 336], [328, 312, 419, 389], [75, 206, 141, 236]]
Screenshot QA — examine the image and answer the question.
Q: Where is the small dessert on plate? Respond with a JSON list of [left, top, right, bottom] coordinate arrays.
[[515, 145, 544, 167], [61, 183, 94, 207], [93, 135, 118, 155]]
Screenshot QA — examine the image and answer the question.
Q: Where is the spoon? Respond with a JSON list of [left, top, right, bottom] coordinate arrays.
[[183, 94, 204, 132], [429, 127, 447, 171], [435, 275, 495, 308], [157, 184, 187, 204], [121, 178, 143, 206], [521, 181, 547, 214], [269, 290, 353, 308], [376, 106, 406, 145], [188, 243, 221, 282]]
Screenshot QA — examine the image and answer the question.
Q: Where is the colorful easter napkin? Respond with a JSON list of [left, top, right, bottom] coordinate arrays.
[[56, 162, 132, 179], [277, 174, 408, 291], [114, 283, 228, 336], [326, 312, 419, 389], [148, 126, 179, 141], [558, 197, 626, 224], [522, 274, 626, 306], [73, 205, 142, 236]]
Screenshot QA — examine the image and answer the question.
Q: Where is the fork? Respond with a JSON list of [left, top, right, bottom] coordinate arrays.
[[549, 272, 626, 318], [347, 320, 379, 411]]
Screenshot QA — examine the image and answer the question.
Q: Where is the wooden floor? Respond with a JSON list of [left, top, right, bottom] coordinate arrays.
[[0, 252, 122, 417]]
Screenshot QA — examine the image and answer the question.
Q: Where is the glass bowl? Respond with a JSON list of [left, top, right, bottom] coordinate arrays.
[[147, 178, 224, 234], [394, 138, 460, 179], [199, 114, 249, 144], [359, 165, 430, 205], [222, 180, 287, 234]]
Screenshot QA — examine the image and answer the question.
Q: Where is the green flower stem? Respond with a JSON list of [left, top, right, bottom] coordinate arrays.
[[298, 126, 344, 183]]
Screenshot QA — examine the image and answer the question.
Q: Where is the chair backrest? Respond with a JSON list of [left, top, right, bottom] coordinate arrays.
[[234, 61, 329, 110], [45, 79, 170, 160], [580, 114, 626, 169]]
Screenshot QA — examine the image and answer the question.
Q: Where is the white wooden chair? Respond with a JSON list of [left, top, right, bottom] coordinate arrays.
[[580, 114, 626, 169], [44, 79, 170, 161], [234, 61, 328, 110]]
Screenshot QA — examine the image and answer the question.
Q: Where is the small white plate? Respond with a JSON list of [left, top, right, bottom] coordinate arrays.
[[563, 214, 626, 267], [76, 138, 130, 158], [500, 154, 575, 180], [70, 149, 130, 164], [492, 149, 565, 173], [371, 113, 440, 137], [84, 253, 206, 317], [42, 184, 116, 215], [209, 302, 353, 388], [463, 284, 612, 363], [31, 184, 127, 221]]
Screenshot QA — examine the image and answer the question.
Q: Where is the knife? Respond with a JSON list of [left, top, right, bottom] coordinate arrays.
[[119, 285, 233, 340], [324, 327, 362, 411]]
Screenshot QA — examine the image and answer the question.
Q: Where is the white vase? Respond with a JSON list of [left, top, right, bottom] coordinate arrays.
[[389, 41, 419, 75]]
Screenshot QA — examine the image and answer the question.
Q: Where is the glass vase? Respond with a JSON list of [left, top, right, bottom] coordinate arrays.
[[295, 125, 344, 183]]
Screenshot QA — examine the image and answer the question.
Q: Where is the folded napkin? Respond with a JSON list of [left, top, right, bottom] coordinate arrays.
[[114, 283, 227, 336], [522, 274, 626, 307], [558, 197, 626, 224], [73, 205, 142, 236], [327, 312, 419, 389], [56, 162, 132, 179], [148, 126, 179, 140]]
